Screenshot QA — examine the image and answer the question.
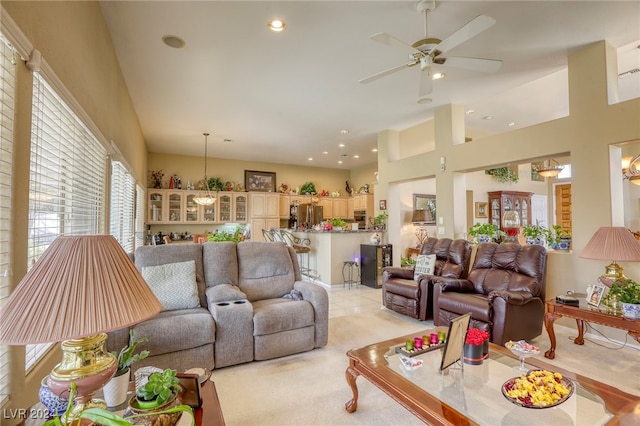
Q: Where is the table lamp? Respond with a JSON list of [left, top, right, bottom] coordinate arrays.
[[0, 235, 162, 419], [580, 227, 640, 286], [411, 209, 431, 247]]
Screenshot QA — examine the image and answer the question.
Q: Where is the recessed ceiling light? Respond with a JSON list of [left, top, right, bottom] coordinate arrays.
[[432, 72, 445, 80], [340, 130, 349, 134], [371, 148, 378, 152], [507, 122, 516, 127], [417, 97, 432, 104], [466, 109, 475, 114], [338, 160, 343, 164], [162, 35, 186, 49], [483, 115, 493, 120], [307, 157, 313, 161], [338, 143, 345, 148], [267, 20, 286, 32], [353, 155, 360, 159], [322, 151, 329, 155]]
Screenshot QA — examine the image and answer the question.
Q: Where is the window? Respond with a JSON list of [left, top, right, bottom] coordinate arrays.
[[110, 161, 135, 253], [135, 184, 146, 250], [26, 72, 107, 370], [0, 33, 15, 408]]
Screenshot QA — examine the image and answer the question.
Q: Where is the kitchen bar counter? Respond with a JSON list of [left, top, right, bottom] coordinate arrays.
[[293, 230, 382, 286]]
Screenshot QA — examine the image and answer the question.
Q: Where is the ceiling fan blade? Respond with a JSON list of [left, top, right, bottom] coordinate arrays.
[[370, 32, 421, 56], [436, 15, 496, 55], [359, 62, 414, 84], [440, 56, 502, 73], [418, 71, 433, 98]]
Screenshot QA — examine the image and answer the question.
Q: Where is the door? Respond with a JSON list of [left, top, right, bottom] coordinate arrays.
[[554, 184, 572, 233]]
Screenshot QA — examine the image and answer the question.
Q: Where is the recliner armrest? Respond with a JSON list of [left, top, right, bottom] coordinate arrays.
[[488, 290, 536, 305], [294, 281, 329, 348], [434, 277, 475, 293], [206, 284, 247, 305], [383, 267, 414, 281]]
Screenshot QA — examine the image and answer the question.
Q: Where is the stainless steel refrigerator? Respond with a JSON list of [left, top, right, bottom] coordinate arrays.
[[298, 203, 323, 227]]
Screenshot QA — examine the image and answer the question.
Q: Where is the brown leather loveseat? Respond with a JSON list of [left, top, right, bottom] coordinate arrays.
[[433, 242, 547, 345], [382, 238, 472, 321]]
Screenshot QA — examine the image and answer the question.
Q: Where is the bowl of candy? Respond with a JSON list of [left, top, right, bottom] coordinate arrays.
[[505, 340, 540, 373]]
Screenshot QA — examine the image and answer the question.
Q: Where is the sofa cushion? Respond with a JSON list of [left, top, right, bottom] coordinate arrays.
[[237, 242, 295, 301], [437, 292, 490, 322], [133, 307, 215, 356], [252, 298, 314, 336], [202, 242, 239, 287], [134, 244, 206, 307], [384, 279, 419, 298], [414, 254, 436, 280], [142, 260, 200, 311]]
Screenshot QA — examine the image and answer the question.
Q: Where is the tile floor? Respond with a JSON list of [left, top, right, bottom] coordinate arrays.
[[325, 284, 385, 318]]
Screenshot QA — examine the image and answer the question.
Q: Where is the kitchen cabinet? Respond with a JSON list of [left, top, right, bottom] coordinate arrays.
[[333, 198, 349, 219], [233, 193, 248, 222], [250, 193, 281, 241], [317, 198, 333, 219], [148, 190, 165, 224], [147, 189, 220, 224], [279, 195, 291, 218], [488, 191, 533, 230], [351, 194, 373, 214]]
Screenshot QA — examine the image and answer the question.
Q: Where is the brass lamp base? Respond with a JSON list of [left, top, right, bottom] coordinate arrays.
[[598, 262, 626, 287], [47, 333, 117, 421]]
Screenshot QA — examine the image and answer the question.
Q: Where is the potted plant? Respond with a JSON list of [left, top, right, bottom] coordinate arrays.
[[546, 225, 572, 251], [300, 181, 317, 195], [135, 369, 183, 409], [468, 223, 504, 243], [103, 330, 149, 407], [329, 218, 347, 230], [522, 220, 548, 246], [43, 382, 193, 426], [370, 212, 388, 230], [604, 278, 640, 318]]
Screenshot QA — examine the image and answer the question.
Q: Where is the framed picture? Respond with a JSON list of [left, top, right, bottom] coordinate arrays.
[[245, 170, 276, 192], [475, 202, 488, 218], [177, 373, 202, 408], [440, 313, 471, 372], [413, 194, 436, 224], [379, 200, 387, 210], [587, 284, 605, 307]]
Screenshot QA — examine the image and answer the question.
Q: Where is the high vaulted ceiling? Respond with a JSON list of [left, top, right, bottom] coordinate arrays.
[[100, 1, 640, 170]]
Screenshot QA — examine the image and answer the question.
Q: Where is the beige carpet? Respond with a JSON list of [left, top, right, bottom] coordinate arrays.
[[211, 308, 639, 425]]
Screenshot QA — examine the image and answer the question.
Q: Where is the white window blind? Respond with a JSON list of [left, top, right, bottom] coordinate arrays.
[[0, 33, 16, 408], [110, 161, 135, 253], [135, 184, 146, 250], [26, 72, 107, 370]]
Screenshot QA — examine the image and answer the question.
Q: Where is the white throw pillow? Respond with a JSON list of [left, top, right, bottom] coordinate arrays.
[[414, 254, 436, 281], [141, 260, 200, 311]]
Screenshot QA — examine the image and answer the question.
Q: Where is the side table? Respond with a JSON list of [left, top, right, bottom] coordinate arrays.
[[544, 299, 640, 359]]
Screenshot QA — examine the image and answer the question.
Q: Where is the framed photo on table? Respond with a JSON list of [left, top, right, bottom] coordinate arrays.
[[587, 284, 605, 307], [245, 170, 276, 192], [440, 313, 471, 371]]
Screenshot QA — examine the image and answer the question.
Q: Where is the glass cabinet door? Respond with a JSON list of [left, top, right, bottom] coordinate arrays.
[[521, 198, 529, 226], [491, 198, 501, 227], [185, 193, 198, 222], [234, 194, 247, 223], [168, 192, 182, 222], [219, 194, 231, 222], [148, 191, 164, 223], [202, 198, 216, 222]]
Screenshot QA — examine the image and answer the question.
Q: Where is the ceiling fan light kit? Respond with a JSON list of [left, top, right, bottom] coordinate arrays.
[[359, 0, 502, 100]]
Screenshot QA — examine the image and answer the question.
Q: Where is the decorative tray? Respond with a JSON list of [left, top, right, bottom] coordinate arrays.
[[395, 342, 445, 357], [502, 370, 574, 409]]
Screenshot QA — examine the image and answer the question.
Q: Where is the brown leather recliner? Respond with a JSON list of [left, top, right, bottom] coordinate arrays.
[[382, 238, 472, 321], [433, 242, 547, 345]]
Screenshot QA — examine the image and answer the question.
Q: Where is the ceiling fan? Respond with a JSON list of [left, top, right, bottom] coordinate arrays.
[[359, 0, 502, 101]]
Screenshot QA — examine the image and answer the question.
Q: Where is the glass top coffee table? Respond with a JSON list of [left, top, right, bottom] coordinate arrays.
[[345, 330, 640, 425]]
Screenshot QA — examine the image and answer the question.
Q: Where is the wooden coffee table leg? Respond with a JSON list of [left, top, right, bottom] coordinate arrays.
[[544, 312, 559, 359], [345, 366, 359, 413], [574, 319, 585, 345]]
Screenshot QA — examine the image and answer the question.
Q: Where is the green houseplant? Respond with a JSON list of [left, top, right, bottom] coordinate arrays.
[[485, 167, 519, 184], [103, 329, 150, 407], [603, 278, 640, 318], [208, 226, 246, 242], [330, 218, 347, 229], [546, 225, 572, 251], [136, 369, 183, 409], [468, 223, 504, 243], [522, 220, 548, 245], [300, 181, 317, 195]]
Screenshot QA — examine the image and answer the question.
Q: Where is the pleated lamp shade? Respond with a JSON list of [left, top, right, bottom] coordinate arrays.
[[580, 227, 640, 262], [0, 235, 162, 345]]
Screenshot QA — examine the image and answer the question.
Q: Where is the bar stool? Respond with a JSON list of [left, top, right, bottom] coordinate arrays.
[[280, 230, 311, 276], [342, 261, 359, 289]]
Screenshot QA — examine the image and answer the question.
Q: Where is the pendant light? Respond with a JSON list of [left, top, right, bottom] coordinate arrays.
[[193, 132, 216, 206], [536, 159, 564, 178]]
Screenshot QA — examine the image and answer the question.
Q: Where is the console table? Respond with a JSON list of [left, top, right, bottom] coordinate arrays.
[[544, 299, 640, 359]]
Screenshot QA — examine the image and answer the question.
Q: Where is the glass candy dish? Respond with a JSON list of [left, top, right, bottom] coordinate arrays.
[[505, 340, 540, 373]]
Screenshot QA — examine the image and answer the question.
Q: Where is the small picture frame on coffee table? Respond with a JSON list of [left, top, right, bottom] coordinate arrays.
[[587, 284, 605, 307], [177, 373, 202, 408], [439, 313, 471, 372]]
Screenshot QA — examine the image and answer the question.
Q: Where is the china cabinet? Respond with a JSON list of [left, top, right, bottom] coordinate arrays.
[[488, 191, 533, 231], [148, 190, 165, 224]]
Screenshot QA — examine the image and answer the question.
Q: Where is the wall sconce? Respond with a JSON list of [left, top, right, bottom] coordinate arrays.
[[622, 154, 640, 185], [535, 159, 564, 178]]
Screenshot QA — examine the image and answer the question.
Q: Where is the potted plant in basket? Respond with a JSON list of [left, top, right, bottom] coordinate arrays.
[[102, 330, 149, 407]]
